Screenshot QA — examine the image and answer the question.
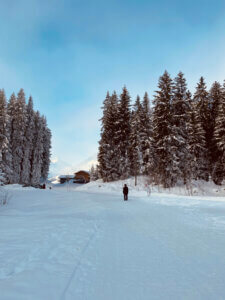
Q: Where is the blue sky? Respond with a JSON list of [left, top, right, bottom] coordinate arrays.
[[0, 0, 225, 175]]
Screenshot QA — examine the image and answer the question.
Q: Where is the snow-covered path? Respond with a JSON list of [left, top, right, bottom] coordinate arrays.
[[1, 187, 225, 300]]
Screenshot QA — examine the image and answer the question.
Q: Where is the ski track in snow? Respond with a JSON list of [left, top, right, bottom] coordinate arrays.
[[0, 186, 225, 300], [60, 222, 100, 300]]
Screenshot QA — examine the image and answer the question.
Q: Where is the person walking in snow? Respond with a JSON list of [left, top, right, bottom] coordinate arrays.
[[123, 184, 128, 201]]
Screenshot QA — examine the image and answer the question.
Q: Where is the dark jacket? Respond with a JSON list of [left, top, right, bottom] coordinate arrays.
[[123, 186, 128, 195]]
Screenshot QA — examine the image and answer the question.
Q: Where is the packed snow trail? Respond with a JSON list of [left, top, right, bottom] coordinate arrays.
[[0, 187, 225, 300]]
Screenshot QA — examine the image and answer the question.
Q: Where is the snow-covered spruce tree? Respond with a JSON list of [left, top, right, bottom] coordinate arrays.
[[90, 165, 99, 181], [21, 96, 35, 185], [193, 77, 210, 180], [10, 89, 27, 183], [98, 91, 120, 181], [152, 71, 178, 188], [98, 92, 110, 180], [130, 96, 142, 179], [0, 169, 5, 185], [208, 82, 223, 183], [94, 164, 100, 180], [186, 91, 207, 180], [0, 89, 12, 183], [117, 87, 131, 179], [41, 116, 51, 182], [140, 92, 153, 175], [90, 165, 95, 181], [213, 81, 225, 184], [105, 91, 120, 181], [171, 72, 192, 184], [7, 93, 17, 183], [98, 92, 112, 181], [31, 111, 44, 186], [97, 143, 106, 181]]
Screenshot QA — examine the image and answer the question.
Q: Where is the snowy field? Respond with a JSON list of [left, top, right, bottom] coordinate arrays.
[[1, 182, 225, 300]]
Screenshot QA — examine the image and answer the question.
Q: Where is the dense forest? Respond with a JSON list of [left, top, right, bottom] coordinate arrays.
[[0, 89, 51, 186], [97, 71, 225, 187]]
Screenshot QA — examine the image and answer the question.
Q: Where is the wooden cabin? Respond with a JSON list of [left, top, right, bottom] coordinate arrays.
[[74, 170, 90, 183], [59, 175, 74, 184]]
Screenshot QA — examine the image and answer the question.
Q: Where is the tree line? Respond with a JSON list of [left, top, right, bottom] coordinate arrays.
[[0, 89, 51, 186], [98, 71, 225, 187]]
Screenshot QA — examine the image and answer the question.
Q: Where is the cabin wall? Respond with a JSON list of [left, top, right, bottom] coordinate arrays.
[[75, 172, 90, 183]]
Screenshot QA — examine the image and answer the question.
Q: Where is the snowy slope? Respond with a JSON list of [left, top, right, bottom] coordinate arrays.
[[75, 176, 225, 198], [0, 184, 225, 300]]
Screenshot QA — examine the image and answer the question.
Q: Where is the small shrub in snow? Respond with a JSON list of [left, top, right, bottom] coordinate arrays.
[[0, 188, 11, 206]]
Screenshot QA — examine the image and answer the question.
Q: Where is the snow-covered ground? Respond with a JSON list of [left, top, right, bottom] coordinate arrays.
[[0, 182, 225, 300], [75, 176, 225, 198]]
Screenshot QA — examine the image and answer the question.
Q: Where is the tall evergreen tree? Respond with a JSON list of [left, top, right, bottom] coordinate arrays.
[[186, 91, 207, 180], [31, 111, 44, 185], [140, 92, 152, 175], [11, 89, 27, 183], [208, 82, 223, 181], [105, 92, 120, 180], [41, 116, 52, 181], [21, 96, 35, 185], [98, 92, 110, 181], [117, 87, 131, 179], [0, 90, 12, 183], [172, 72, 191, 184], [152, 71, 176, 187], [213, 81, 225, 184], [98, 92, 120, 181], [7, 93, 17, 183], [130, 96, 142, 179], [193, 77, 210, 180]]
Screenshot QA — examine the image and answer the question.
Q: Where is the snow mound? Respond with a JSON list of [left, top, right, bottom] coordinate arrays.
[[75, 176, 225, 198], [2, 184, 36, 191]]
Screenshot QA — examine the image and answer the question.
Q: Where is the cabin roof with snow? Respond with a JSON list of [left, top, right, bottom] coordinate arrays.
[[75, 170, 90, 175], [59, 175, 74, 179]]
